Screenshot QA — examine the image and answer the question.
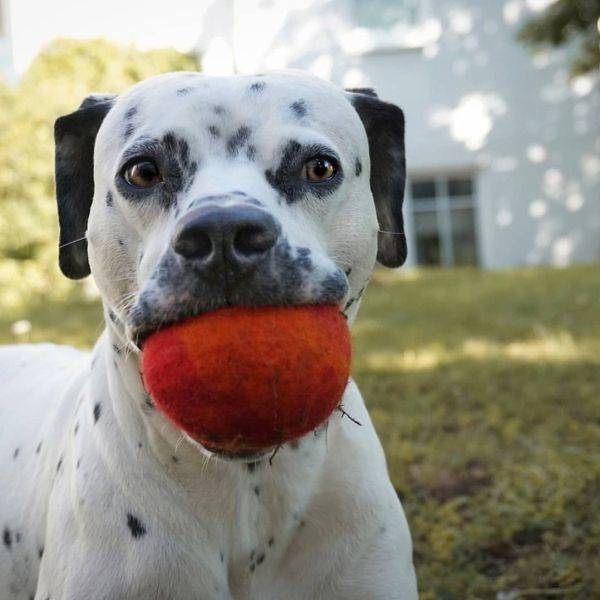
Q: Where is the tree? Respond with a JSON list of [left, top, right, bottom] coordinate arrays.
[[518, 0, 600, 76], [0, 39, 199, 306]]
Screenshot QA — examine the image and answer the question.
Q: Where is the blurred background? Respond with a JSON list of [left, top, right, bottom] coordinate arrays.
[[0, 0, 598, 597]]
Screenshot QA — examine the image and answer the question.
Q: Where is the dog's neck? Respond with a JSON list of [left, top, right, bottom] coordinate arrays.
[[94, 305, 333, 526]]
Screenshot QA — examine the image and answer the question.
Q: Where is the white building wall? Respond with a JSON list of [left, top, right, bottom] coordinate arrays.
[[197, 0, 600, 268]]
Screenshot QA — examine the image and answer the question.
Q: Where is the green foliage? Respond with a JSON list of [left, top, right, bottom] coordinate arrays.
[[518, 0, 600, 76], [0, 38, 199, 308], [2, 265, 599, 598]]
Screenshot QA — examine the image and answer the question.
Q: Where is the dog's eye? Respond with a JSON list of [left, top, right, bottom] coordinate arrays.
[[123, 160, 163, 188], [304, 157, 337, 182]]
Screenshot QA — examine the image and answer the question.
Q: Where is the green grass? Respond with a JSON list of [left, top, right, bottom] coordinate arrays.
[[2, 265, 599, 598]]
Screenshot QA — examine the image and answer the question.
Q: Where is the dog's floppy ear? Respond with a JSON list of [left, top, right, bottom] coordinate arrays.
[[54, 94, 116, 279], [346, 88, 407, 267]]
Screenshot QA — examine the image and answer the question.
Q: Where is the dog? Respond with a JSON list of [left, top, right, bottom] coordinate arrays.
[[0, 71, 417, 599]]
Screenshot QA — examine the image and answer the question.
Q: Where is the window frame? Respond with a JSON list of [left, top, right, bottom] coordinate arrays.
[[340, 0, 430, 55], [406, 172, 480, 267]]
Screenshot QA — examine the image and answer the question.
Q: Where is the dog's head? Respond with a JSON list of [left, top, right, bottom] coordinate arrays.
[[54, 71, 406, 343]]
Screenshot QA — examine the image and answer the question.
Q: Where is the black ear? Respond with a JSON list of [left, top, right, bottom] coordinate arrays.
[[347, 89, 407, 267], [54, 94, 115, 279]]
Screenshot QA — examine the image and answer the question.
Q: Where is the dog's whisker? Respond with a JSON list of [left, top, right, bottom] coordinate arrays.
[[58, 235, 87, 249], [377, 230, 406, 237], [268, 443, 283, 466], [336, 405, 362, 427]]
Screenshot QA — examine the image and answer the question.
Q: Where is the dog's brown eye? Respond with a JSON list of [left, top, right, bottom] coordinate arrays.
[[124, 161, 162, 188], [304, 157, 336, 182]]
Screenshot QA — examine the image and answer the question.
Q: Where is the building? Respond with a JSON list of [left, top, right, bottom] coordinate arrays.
[[197, 0, 600, 268], [0, 0, 14, 83]]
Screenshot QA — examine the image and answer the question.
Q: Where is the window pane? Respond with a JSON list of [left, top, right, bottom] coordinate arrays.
[[450, 207, 477, 265], [414, 210, 441, 265], [448, 177, 473, 198], [353, 0, 419, 30], [411, 179, 436, 200]]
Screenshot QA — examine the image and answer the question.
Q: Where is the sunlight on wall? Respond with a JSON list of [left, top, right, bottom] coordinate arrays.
[[526, 144, 547, 163], [429, 93, 507, 151], [529, 199, 548, 219]]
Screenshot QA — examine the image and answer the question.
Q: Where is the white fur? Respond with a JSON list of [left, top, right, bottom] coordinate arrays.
[[0, 71, 417, 599]]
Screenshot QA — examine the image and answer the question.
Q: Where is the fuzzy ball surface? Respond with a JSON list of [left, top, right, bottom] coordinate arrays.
[[142, 305, 351, 453]]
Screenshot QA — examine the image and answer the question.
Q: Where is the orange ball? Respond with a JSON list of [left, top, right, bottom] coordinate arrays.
[[141, 305, 351, 454]]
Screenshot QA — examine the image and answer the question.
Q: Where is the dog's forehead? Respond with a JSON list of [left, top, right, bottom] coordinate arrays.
[[102, 71, 365, 157]]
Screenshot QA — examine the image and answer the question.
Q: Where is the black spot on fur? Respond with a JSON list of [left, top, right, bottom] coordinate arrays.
[[220, 551, 225, 562], [171, 455, 179, 463], [13, 448, 19, 459], [108, 310, 117, 323], [118, 132, 198, 209], [117, 238, 124, 247], [254, 486, 260, 496], [56, 457, 63, 473], [15, 532, 21, 543], [35, 441, 42, 454], [227, 125, 251, 157], [93, 402, 102, 423], [290, 99, 307, 118], [177, 87, 193, 96], [143, 394, 154, 411], [355, 157, 362, 176], [246, 144, 257, 161], [246, 461, 260, 473], [213, 105, 226, 115], [106, 191, 114, 207], [294, 247, 313, 271], [112, 343, 122, 355], [249, 81, 266, 93], [126, 513, 147, 538], [256, 552, 265, 565], [74, 422, 79, 435], [208, 125, 220, 138], [268, 536, 274, 547], [2, 527, 11, 549], [265, 139, 343, 203], [123, 106, 138, 140], [320, 270, 348, 303], [76, 458, 81, 469], [125, 106, 138, 120], [38, 546, 44, 559]]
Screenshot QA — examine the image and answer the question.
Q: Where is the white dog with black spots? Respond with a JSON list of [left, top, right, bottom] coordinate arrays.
[[0, 71, 417, 599]]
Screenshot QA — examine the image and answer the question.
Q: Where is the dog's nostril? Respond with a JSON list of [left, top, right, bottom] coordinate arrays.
[[234, 225, 277, 256], [172, 230, 212, 260]]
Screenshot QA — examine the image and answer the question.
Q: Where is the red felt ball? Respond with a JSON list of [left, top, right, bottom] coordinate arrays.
[[141, 305, 351, 454]]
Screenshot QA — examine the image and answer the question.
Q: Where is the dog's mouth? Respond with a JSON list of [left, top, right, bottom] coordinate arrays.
[[126, 239, 349, 348]]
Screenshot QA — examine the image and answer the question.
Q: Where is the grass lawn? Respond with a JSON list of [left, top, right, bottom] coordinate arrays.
[[2, 264, 599, 598]]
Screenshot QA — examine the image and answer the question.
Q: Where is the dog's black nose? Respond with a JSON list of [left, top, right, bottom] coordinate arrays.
[[172, 204, 280, 273]]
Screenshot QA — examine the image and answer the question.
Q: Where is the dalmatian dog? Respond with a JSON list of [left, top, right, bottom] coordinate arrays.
[[0, 71, 417, 599]]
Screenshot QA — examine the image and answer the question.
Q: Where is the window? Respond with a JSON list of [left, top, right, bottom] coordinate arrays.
[[410, 174, 478, 267], [351, 0, 420, 31]]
